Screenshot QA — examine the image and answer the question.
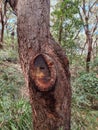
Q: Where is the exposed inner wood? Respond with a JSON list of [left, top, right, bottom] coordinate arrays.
[[30, 54, 57, 91]]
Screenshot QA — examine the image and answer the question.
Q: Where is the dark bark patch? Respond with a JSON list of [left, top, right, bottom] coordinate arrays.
[[29, 53, 57, 91]]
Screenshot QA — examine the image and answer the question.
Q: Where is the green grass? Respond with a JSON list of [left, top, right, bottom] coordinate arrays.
[[0, 47, 33, 130]]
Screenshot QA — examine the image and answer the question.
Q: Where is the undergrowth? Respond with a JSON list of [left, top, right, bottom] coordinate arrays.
[[0, 39, 98, 130], [0, 46, 33, 130]]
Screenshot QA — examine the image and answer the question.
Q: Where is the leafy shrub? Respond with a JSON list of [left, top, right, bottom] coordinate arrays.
[[74, 72, 98, 106], [71, 72, 98, 130]]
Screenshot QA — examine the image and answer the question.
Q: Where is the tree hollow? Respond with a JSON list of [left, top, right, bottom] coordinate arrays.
[[30, 53, 57, 91]]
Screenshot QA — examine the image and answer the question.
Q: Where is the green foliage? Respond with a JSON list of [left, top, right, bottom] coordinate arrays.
[[51, 0, 82, 51], [71, 71, 98, 130], [0, 40, 32, 130], [72, 107, 98, 130], [51, 0, 83, 63], [4, 34, 17, 48], [73, 72, 98, 106], [0, 60, 32, 130], [0, 48, 18, 62], [0, 98, 32, 130], [91, 56, 98, 73], [0, 36, 18, 62]]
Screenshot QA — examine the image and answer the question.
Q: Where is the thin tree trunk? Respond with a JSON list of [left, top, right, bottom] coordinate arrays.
[[8, 0, 71, 130], [1, 11, 4, 43], [84, 16, 92, 73], [0, 0, 3, 48], [0, 0, 6, 48], [85, 29, 92, 72], [79, 0, 97, 73], [58, 17, 63, 44]]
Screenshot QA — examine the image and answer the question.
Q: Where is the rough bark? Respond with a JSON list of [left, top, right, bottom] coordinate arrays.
[[9, 0, 71, 130]]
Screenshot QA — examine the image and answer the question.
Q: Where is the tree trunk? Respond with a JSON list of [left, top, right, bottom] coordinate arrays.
[[0, 1, 4, 48], [9, 0, 71, 129], [0, 0, 6, 49], [58, 17, 63, 44], [1, 11, 4, 43], [85, 30, 92, 72]]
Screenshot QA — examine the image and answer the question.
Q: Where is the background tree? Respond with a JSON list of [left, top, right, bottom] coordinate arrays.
[[79, 0, 98, 72], [0, 0, 5, 48], [0, 0, 17, 48]]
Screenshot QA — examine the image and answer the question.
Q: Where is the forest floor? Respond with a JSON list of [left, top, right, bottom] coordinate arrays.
[[0, 46, 33, 130], [0, 45, 98, 130], [0, 59, 29, 98]]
